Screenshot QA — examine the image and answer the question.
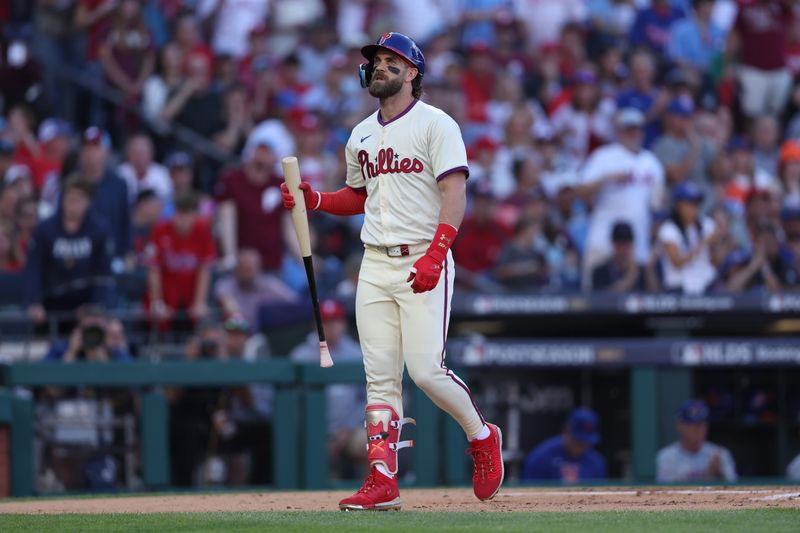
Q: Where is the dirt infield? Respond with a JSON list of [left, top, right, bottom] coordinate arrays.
[[1, 487, 799, 514]]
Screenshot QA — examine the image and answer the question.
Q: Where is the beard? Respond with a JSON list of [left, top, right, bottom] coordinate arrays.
[[368, 75, 404, 99]]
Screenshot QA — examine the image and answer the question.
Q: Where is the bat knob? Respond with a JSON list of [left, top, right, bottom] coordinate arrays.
[[320, 341, 333, 368]]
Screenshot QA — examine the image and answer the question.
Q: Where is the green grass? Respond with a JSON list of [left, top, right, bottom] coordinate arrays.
[[1, 510, 799, 533]]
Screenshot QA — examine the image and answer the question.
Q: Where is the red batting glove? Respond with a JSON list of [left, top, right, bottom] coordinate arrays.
[[406, 252, 444, 293], [406, 223, 459, 294], [280, 181, 320, 210]]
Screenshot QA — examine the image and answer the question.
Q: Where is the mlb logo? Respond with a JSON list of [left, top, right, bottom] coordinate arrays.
[[379, 33, 393, 44]]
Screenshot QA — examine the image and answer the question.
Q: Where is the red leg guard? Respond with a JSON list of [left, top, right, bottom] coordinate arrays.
[[365, 404, 415, 475]]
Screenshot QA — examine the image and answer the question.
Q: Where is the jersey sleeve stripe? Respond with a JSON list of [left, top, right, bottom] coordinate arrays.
[[435, 166, 470, 182]]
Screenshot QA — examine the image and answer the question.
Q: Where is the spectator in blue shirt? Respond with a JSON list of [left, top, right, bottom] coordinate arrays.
[[24, 176, 115, 325], [629, 0, 685, 56], [667, 0, 726, 75], [521, 407, 608, 483], [616, 49, 669, 146], [77, 127, 132, 266]]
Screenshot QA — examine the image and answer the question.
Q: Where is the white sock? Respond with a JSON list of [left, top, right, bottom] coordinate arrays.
[[470, 424, 490, 441], [375, 464, 394, 479]]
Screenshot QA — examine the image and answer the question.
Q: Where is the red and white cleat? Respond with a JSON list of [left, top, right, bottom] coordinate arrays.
[[468, 423, 504, 501], [338, 467, 402, 511]]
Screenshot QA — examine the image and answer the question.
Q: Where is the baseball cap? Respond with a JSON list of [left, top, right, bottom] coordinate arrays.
[[38, 118, 72, 143], [223, 313, 250, 333], [165, 151, 192, 169], [666, 97, 695, 117], [4, 164, 31, 185], [616, 107, 645, 128], [320, 299, 346, 321], [82, 126, 111, 149], [611, 221, 634, 243], [672, 181, 704, 203], [473, 136, 499, 154], [567, 407, 600, 445], [679, 399, 709, 423]]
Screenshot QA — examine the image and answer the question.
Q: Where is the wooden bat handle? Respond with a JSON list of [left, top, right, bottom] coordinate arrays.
[[281, 156, 312, 257]]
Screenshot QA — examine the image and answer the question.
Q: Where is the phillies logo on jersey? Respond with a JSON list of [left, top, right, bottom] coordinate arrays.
[[358, 148, 423, 180]]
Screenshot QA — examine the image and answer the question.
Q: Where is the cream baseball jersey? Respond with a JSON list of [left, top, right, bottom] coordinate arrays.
[[345, 99, 469, 247]]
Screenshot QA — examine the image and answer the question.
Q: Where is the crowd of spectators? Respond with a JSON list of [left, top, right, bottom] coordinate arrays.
[[3, 0, 800, 490], [1, 1, 800, 333]]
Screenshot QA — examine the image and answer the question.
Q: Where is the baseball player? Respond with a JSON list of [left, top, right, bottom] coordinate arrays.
[[281, 32, 503, 511]]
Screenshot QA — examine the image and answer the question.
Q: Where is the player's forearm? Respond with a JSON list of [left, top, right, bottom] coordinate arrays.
[[437, 173, 467, 229]]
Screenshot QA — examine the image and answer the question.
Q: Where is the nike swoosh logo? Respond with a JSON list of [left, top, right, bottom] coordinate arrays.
[[361, 135, 372, 143]]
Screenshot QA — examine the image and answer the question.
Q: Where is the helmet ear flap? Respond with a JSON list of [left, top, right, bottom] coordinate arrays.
[[359, 62, 373, 88]]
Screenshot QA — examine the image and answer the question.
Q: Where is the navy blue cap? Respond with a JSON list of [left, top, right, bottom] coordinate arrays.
[[666, 97, 694, 117], [38, 118, 72, 143], [611, 221, 634, 242], [567, 407, 600, 445], [165, 151, 192, 169], [672, 181, 704, 203], [679, 399, 709, 423]]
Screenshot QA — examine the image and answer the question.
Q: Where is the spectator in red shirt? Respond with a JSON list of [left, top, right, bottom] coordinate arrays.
[[453, 183, 512, 284], [7, 105, 40, 172], [729, 0, 794, 118], [31, 118, 73, 193], [461, 42, 497, 125], [216, 142, 287, 272], [146, 192, 216, 326]]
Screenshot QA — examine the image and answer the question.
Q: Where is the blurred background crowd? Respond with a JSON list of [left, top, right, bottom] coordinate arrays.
[[2, 0, 800, 325], [2, 0, 800, 491]]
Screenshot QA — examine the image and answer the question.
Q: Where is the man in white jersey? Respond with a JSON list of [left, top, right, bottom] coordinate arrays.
[[656, 399, 738, 483], [578, 107, 665, 289], [280, 32, 503, 511]]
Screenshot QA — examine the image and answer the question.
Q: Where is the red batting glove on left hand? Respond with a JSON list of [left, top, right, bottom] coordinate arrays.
[[406, 223, 458, 294], [406, 252, 444, 293]]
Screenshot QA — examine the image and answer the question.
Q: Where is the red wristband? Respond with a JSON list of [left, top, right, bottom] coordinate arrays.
[[427, 223, 458, 263]]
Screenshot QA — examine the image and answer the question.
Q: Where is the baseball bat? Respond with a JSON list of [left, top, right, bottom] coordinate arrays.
[[281, 156, 333, 368]]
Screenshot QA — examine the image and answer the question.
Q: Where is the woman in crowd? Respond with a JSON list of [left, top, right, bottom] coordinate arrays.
[[657, 181, 720, 294]]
